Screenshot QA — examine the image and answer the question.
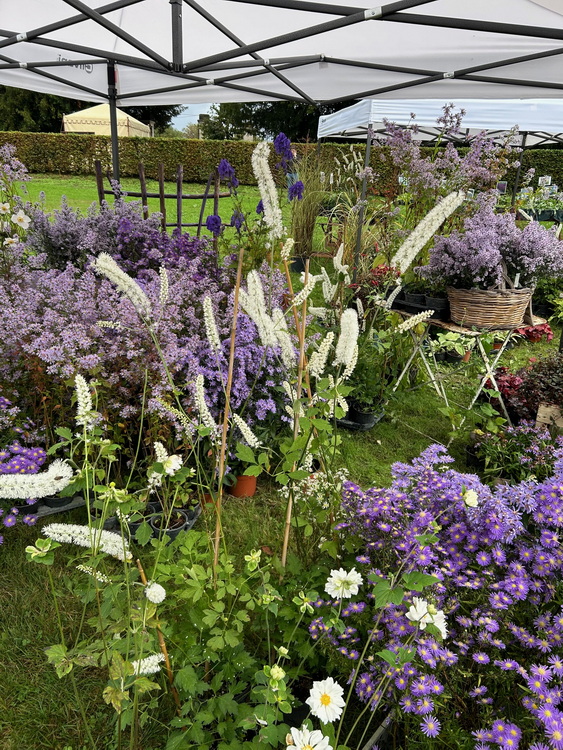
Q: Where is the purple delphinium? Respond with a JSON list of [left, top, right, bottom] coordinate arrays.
[[205, 214, 222, 237], [230, 210, 245, 231], [217, 158, 239, 189], [288, 180, 304, 201], [256, 200, 264, 215], [273, 132, 294, 171]]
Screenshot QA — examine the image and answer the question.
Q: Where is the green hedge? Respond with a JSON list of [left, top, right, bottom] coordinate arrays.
[[0, 130, 561, 192]]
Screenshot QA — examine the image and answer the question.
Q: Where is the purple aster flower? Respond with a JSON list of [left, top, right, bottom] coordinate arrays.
[[288, 180, 304, 201], [205, 214, 222, 237], [3, 514, 16, 527], [415, 697, 435, 715], [420, 715, 441, 738], [399, 695, 416, 713], [473, 652, 490, 664], [469, 685, 488, 697], [22, 514, 37, 526]]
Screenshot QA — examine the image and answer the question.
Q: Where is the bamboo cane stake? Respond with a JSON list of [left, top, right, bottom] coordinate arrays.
[[213, 243, 245, 574], [135, 559, 181, 715]]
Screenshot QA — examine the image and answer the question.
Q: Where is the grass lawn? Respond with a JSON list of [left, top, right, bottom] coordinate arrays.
[[2, 170, 561, 748]]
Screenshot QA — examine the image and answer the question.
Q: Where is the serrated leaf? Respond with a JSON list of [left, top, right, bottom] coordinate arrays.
[[55, 426, 73, 440], [103, 685, 129, 713], [175, 665, 198, 694], [135, 521, 153, 546], [235, 444, 255, 464], [375, 649, 397, 666], [402, 572, 439, 592]]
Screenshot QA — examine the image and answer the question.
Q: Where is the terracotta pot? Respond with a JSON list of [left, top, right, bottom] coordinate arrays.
[[228, 475, 257, 498], [462, 350, 472, 363]]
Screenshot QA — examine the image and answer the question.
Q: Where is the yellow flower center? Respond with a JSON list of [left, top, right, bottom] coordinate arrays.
[[320, 693, 332, 706], [303, 746, 314, 750]]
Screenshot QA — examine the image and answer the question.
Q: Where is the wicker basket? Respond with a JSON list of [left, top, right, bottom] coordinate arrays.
[[447, 287, 533, 329]]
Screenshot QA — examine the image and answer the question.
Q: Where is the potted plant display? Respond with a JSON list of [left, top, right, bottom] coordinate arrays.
[[422, 195, 563, 328], [430, 331, 475, 363]]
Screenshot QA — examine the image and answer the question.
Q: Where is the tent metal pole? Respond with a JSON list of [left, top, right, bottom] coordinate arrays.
[[107, 61, 120, 180], [511, 132, 527, 207], [353, 124, 372, 285], [171, 0, 183, 72]]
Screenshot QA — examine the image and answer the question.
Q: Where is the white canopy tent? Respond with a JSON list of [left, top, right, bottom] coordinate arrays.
[[62, 103, 150, 136], [317, 98, 563, 146], [3, 0, 563, 176]]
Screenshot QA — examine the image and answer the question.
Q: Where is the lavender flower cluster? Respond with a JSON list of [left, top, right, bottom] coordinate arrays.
[[311, 445, 563, 748], [423, 195, 563, 289]]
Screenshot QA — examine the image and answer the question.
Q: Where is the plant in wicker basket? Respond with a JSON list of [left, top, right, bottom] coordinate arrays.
[[420, 194, 563, 328]]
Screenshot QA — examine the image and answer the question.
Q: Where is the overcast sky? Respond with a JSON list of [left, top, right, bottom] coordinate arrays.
[[172, 103, 212, 130]]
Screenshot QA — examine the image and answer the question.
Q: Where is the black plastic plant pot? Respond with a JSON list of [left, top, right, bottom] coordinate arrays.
[[42, 494, 74, 508], [425, 295, 449, 311], [404, 292, 425, 305], [149, 506, 200, 540], [12, 499, 40, 514], [289, 256, 306, 273], [126, 502, 160, 536], [347, 403, 384, 427]]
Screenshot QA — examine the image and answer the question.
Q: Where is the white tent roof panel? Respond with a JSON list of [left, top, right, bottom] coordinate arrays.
[[3, 0, 563, 106], [317, 98, 563, 144]]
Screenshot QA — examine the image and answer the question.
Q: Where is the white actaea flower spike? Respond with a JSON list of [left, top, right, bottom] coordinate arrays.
[[251, 141, 284, 241], [333, 308, 359, 368], [0, 459, 74, 500], [203, 296, 222, 354], [93, 252, 152, 319]]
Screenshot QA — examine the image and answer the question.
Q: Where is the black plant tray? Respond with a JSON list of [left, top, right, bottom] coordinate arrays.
[[393, 300, 450, 322]]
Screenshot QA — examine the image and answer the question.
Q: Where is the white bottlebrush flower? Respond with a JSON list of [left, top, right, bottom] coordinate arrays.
[[0, 202, 10, 214], [291, 277, 317, 308], [282, 380, 304, 421], [287, 725, 333, 750], [308, 332, 335, 379], [252, 141, 284, 241], [157, 401, 196, 437], [154, 441, 168, 464], [320, 267, 338, 304], [333, 243, 350, 283], [272, 308, 296, 368], [396, 309, 434, 333], [145, 581, 166, 604], [75, 374, 94, 428], [0, 459, 73, 500], [280, 237, 295, 261], [309, 306, 328, 319], [76, 564, 111, 583], [158, 266, 169, 305], [93, 252, 152, 319], [306, 676, 345, 723], [341, 343, 358, 381], [325, 567, 363, 599], [239, 271, 279, 349], [333, 308, 359, 367], [11, 209, 30, 230], [195, 374, 218, 432], [97, 320, 123, 330], [43, 522, 132, 562], [391, 190, 465, 273], [232, 413, 261, 449], [384, 283, 403, 310], [131, 653, 165, 675], [203, 296, 222, 354]]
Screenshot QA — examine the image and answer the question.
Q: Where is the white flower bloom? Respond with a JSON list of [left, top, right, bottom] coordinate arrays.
[[0, 202, 10, 214], [325, 567, 363, 599], [391, 191, 465, 273], [320, 267, 338, 304], [406, 597, 431, 626], [239, 271, 279, 349], [0, 459, 73, 500], [309, 332, 335, 379], [93, 252, 152, 319], [430, 609, 448, 639], [278, 646, 289, 657], [3, 236, 18, 247], [154, 441, 168, 464], [195, 374, 218, 432], [306, 676, 345, 724], [309, 306, 328, 319], [159, 266, 169, 305], [157, 401, 196, 437], [341, 344, 358, 381], [272, 308, 296, 368], [291, 277, 317, 308], [287, 725, 333, 750], [333, 308, 359, 367], [76, 564, 111, 583], [11, 209, 30, 230], [203, 296, 222, 354], [463, 489, 479, 508], [281, 237, 295, 261], [232, 413, 261, 449], [131, 653, 165, 675], [75, 374, 94, 428], [252, 141, 284, 241], [270, 665, 286, 681], [145, 581, 166, 604], [97, 320, 123, 330], [384, 283, 403, 310], [163, 454, 182, 475], [396, 309, 434, 333], [333, 243, 350, 284], [43, 522, 132, 562]]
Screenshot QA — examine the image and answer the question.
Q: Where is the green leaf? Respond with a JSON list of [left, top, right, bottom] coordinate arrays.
[[376, 649, 398, 666], [235, 444, 255, 464], [243, 465, 262, 477], [135, 521, 153, 546], [175, 666, 198, 694], [55, 426, 73, 440], [414, 533, 439, 546], [45, 644, 73, 678], [402, 572, 439, 592]]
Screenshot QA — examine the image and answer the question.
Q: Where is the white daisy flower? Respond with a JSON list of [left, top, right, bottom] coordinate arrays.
[[306, 676, 345, 724], [0, 202, 10, 214], [406, 597, 431, 626], [324, 567, 363, 599], [11, 209, 30, 230], [287, 725, 333, 750]]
